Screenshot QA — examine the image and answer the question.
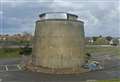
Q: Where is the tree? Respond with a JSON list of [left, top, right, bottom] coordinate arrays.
[[99, 35, 102, 38], [21, 32, 33, 44], [94, 38, 109, 45], [92, 36, 98, 41], [19, 44, 32, 56], [112, 39, 119, 46], [105, 36, 113, 41], [22, 32, 32, 37]]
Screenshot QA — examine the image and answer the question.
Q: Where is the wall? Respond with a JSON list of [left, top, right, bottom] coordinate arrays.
[[32, 19, 85, 69]]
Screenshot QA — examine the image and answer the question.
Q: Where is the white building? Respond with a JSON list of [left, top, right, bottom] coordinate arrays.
[[118, 38, 120, 45]]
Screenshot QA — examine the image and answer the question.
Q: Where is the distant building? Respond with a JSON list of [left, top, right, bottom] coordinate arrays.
[[118, 38, 120, 45], [85, 37, 94, 44], [0, 34, 33, 41], [110, 38, 119, 46], [109, 40, 113, 45], [88, 39, 94, 43], [0, 35, 7, 41]]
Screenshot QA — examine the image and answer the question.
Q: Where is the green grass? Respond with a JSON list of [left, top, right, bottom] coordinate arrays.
[[0, 48, 21, 58], [85, 47, 120, 56], [0, 46, 119, 59], [96, 79, 120, 82]]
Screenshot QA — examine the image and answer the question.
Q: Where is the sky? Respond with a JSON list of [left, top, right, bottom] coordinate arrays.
[[0, 0, 120, 37]]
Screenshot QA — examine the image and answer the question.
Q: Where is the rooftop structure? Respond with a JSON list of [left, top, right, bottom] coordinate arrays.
[[39, 12, 78, 20]]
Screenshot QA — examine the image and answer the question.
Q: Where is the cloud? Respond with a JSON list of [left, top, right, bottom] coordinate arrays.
[[51, 0, 72, 7], [1, 0, 120, 37], [0, 11, 3, 15]]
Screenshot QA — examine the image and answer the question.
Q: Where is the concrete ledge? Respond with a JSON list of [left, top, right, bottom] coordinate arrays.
[[36, 19, 84, 24]]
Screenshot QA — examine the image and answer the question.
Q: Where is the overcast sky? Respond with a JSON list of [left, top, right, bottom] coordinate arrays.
[[0, 0, 120, 37]]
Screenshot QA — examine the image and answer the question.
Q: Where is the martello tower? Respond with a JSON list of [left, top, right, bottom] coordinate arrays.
[[31, 12, 86, 74]]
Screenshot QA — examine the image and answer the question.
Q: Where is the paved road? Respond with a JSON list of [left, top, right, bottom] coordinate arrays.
[[0, 68, 120, 82], [0, 53, 120, 82], [0, 58, 21, 65]]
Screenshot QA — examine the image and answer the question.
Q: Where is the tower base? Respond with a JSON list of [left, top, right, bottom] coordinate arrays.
[[24, 64, 88, 74]]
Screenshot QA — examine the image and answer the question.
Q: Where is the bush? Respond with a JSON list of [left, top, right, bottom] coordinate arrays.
[[94, 38, 109, 45], [19, 45, 32, 56]]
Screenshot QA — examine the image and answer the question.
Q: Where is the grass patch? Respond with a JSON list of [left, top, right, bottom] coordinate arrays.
[[97, 79, 120, 82], [0, 46, 119, 59], [85, 47, 120, 56], [0, 48, 21, 58]]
